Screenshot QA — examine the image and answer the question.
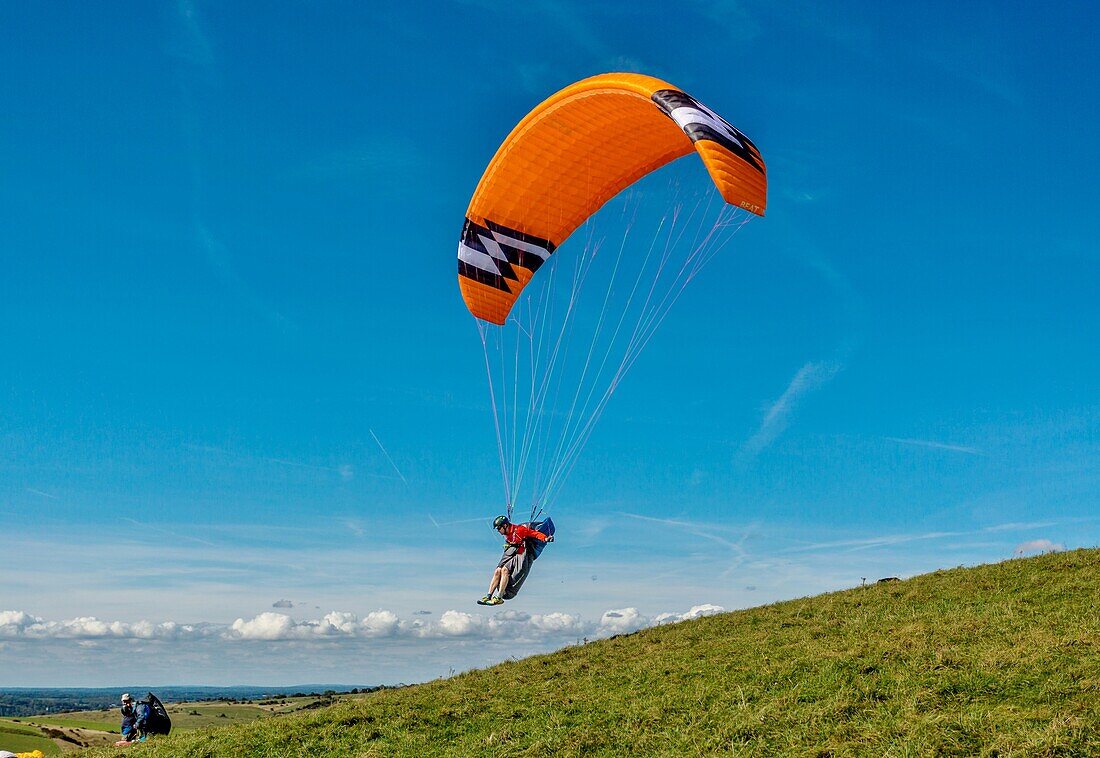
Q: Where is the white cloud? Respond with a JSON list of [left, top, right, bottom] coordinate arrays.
[[653, 604, 724, 625], [0, 604, 719, 646], [1013, 539, 1065, 556], [0, 610, 39, 636], [433, 610, 481, 637], [530, 612, 584, 634], [229, 612, 297, 640], [0, 611, 208, 641], [416, 610, 588, 641], [226, 610, 402, 641], [602, 604, 727, 633], [360, 611, 401, 637], [598, 608, 647, 635]]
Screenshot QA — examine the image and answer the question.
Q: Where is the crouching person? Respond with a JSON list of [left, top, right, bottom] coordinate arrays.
[[120, 693, 139, 742]]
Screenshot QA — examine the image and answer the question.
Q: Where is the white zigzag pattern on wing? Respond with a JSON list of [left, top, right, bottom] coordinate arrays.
[[458, 242, 500, 275], [458, 226, 551, 279], [491, 229, 550, 260], [480, 233, 509, 262], [668, 104, 744, 148]]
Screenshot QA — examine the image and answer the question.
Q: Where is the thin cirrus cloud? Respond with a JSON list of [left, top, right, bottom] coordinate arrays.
[[0, 605, 725, 644], [741, 361, 843, 456], [885, 437, 983, 455], [779, 521, 1081, 559], [616, 512, 753, 556], [168, 0, 215, 69]]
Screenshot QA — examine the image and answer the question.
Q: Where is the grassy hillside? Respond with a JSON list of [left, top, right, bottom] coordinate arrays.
[[1, 696, 347, 754], [80, 549, 1099, 756], [0, 717, 60, 754]]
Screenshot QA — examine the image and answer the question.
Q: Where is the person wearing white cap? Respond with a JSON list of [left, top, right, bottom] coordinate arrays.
[[119, 693, 139, 742]]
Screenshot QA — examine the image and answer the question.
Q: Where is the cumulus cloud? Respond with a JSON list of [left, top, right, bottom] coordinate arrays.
[[0, 610, 36, 633], [1013, 539, 1065, 556], [271, 599, 294, 609], [597, 604, 726, 634], [360, 611, 401, 637], [434, 610, 481, 637], [229, 612, 296, 640], [414, 610, 588, 642], [599, 608, 648, 635], [0, 611, 212, 641], [653, 604, 724, 625], [226, 610, 401, 641], [0, 604, 725, 645]]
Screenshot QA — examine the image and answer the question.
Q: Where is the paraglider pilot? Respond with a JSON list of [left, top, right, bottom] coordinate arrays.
[[119, 693, 138, 742], [479, 515, 551, 605]]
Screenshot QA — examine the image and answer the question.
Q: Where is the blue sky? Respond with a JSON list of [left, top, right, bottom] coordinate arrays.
[[1, 1, 1097, 686]]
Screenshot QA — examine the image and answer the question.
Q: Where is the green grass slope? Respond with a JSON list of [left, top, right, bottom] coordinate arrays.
[[81, 549, 1099, 757], [0, 718, 61, 754], [29, 697, 331, 734], [0, 696, 351, 755]]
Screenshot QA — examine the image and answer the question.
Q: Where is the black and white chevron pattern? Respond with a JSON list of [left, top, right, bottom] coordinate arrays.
[[457, 218, 556, 292], [652, 89, 763, 174]]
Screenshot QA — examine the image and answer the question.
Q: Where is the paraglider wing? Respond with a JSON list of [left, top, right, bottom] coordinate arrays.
[[457, 72, 767, 325]]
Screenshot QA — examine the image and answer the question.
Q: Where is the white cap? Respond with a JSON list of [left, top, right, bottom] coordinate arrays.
[[121, 692, 133, 702]]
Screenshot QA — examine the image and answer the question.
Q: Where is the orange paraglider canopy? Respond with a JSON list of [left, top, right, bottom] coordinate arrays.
[[457, 72, 766, 325]]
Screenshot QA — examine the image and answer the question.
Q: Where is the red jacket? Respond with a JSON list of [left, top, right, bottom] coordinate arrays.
[[504, 523, 548, 555]]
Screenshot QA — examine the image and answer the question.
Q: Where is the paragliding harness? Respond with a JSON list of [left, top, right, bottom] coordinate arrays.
[[501, 517, 554, 600], [525, 517, 555, 560], [138, 692, 172, 737]]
